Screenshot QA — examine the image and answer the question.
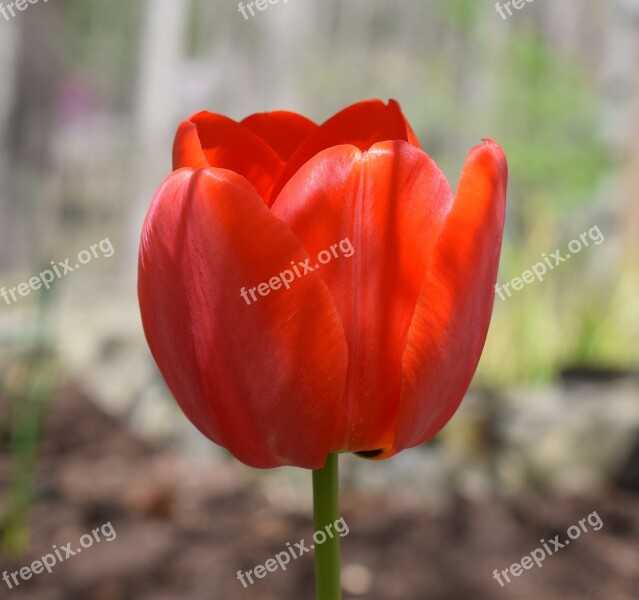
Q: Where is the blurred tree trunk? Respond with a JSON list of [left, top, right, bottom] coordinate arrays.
[[128, 0, 189, 276], [1, 6, 61, 271], [545, 0, 594, 59], [623, 84, 639, 264], [0, 23, 19, 159], [603, 0, 639, 265], [621, 3, 639, 264], [0, 21, 20, 268]]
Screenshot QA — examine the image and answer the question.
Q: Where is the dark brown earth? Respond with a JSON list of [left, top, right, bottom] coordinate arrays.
[[1, 386, 638, 600]]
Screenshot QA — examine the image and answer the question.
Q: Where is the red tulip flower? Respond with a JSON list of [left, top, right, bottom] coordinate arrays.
[[138, 99, 507, 470]]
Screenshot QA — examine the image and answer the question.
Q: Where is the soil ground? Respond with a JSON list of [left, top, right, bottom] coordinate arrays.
[[1, 387, 638, 600]]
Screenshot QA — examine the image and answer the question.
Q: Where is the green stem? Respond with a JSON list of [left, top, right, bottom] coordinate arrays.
[[312, 453, 341, 600]]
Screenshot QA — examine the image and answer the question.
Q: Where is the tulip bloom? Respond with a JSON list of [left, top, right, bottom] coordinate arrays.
[[138, 99, 507, 469]]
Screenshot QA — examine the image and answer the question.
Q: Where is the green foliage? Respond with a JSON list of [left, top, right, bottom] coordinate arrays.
[[477, 240, 639, 387], [472, 30, 624, 387], [436, 0, 480, 32], [494, 31, 611, 213], [0, 348, 59, 557], [563, 268, 639, 369], [60, 0, 141, 107]]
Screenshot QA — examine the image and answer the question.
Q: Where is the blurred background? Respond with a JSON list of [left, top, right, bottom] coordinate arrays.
[[0, 0, 638, 598]]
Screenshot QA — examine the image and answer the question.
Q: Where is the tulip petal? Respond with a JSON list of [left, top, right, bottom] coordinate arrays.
[[138, 168, 348, 468], [241, 111, 318, 162], [172, 112, 284, 203], [272, 141, 454, 454], [269, 99, 421, 203], [389, 140, 508, 456]]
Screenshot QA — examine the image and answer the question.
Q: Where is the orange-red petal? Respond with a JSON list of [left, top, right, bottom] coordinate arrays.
[[272, 141, 454, 454], [269, 99, 422, 204], [241, 111, 318, 162], [172, 112, 284, 203], [138, 167, 348, 468], [388, 140, 508, 456]]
